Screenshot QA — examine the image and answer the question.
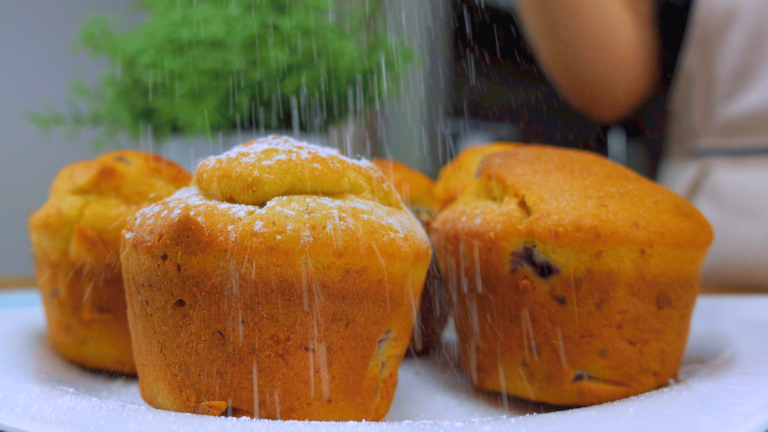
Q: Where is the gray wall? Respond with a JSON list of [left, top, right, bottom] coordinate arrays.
[[0, 1, 131, 276], [380, 0, 451, 177], [0, 0, 451, 278]]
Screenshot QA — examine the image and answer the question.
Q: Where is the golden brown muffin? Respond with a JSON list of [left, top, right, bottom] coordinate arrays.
[[433, 142, 517, 208], [29, 151, 191, 374], [372, 158, 440, 223], [121, 136, 432, 421], [430, 145, 713, 406], [372, 159, 448, 355]]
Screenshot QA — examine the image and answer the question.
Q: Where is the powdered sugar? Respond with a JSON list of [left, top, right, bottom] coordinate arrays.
[[301, 231, 314, 243], [197, 135, 373, 170], [7, 296, 752, 431], [135, 186, 255, 222], [129, 186, 426, 246], [128, 134, 424, 245], [1, 306, 544, 431]]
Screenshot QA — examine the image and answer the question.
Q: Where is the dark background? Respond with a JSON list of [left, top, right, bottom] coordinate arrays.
[[449, 0, 693, 177]]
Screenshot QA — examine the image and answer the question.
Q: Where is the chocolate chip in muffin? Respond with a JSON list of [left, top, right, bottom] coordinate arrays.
[[510, 245, 560, 279], [571, 371, 591, 383], [552, 293, 567, 305]]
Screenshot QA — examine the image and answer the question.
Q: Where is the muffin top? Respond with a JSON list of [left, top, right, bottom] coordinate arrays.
[[195, 136, 403, 210], [434, 142, 517, 208], [439, 145, 713, 249], [372, 159, 440, 223], [29, 150, 191, 265], [127, 136, 428, 256]]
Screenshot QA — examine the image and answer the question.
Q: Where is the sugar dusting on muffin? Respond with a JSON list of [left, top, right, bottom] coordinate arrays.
[[128, 136, 426, 248], [130, 185, 420, 244], [203, 135, 373, 168], [120, 136, 432, 421], [191, 136, 403, 210]]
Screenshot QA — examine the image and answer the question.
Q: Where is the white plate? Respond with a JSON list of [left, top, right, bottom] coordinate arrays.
[[2, 289, 768, 432]]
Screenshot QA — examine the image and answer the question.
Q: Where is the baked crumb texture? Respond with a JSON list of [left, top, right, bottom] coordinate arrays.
[[121, 136, 432, 421], [29, 151, 191, 374], [433, 142, 518, 209], [430, 144, 713, 406], [372, 158, 448, 356]]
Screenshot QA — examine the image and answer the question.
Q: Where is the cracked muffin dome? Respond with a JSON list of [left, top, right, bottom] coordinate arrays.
[[121, 136, 432, 421], [430, 145, 712, 406], [433, 142, 517, 209], [372, 159, 448, 355], [28, 151, 191, 374]]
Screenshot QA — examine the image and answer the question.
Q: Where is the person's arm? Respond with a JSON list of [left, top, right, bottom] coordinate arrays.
[[512, 0, 658, 123]]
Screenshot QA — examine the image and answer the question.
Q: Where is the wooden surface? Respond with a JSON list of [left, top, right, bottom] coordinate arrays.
[[0, 275, 36, 290], [701, 285, 768, 294], [0, 274, 765, 295]]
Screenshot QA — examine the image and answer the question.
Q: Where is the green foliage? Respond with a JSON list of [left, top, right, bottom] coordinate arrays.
[[30, 0, 415, 147]]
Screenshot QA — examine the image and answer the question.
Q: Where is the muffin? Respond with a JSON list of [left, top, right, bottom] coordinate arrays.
[[430, 145, 713, 406], [372, 159, 448, 355], [28, 151, 191, 374], [433, 142, 517, 208], [372, 159, 441, 223], [121, 136, 432, 421]]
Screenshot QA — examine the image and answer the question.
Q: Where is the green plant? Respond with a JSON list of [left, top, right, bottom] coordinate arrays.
[[30, 0, 414, 148]]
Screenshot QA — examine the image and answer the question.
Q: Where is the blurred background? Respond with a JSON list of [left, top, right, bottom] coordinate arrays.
[[1, 1, 129, 280], [0, 0, 695, 281]]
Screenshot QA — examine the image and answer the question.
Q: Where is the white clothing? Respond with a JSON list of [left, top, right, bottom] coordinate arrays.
[[661, 0, 768, 287]]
